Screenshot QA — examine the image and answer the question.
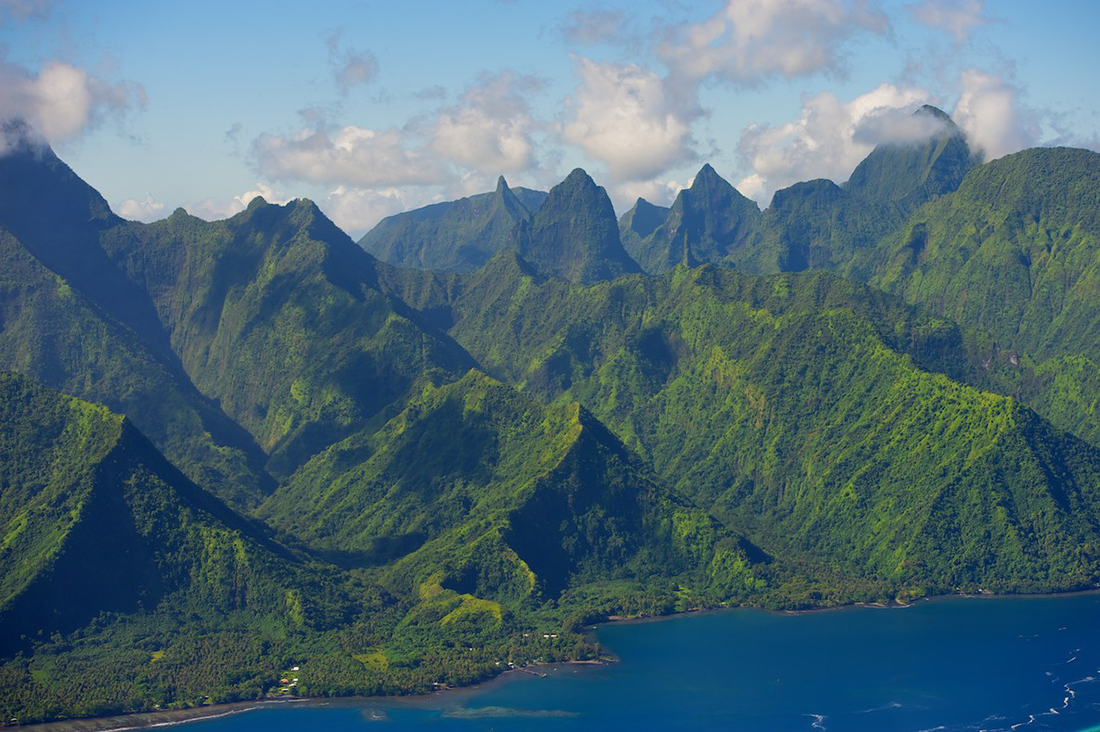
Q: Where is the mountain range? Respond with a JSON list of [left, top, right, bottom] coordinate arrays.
[[2, 107, 1100, 723]]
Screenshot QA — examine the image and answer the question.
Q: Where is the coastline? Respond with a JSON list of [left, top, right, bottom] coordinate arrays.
[[588, 583, 1100, 629], [20, 586, 1100, 730], [17, 660, 609, 732], [17, 699, 312, 732]]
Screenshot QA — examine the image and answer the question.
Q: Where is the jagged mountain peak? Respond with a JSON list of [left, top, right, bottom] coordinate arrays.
[[562, 167, 597, 187], [538, 168, 611, 213], [619, 164, 760, 274], [621, 197, 670, 240], [691, 162, 723, 186], [844, 104, 976, 208], [359, 176, 536, 273], [914, 103, 955, 125], [522, 167, 642, 284], [679, 163, 757, 212]]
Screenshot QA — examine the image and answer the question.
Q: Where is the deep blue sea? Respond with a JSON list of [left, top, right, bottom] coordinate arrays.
[[191, 593, 1100, 731]]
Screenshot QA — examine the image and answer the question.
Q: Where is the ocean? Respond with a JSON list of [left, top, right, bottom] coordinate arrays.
[[189, 592, 1100, 730]]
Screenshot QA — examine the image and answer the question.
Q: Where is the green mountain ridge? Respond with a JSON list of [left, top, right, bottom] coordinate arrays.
[[837, 146, 1100, 446], [359, 177, 546, 273], [859, 147, 1100, 362], [99, 196, 475, 481], [421, 260, 1100, 594], [0, 372, 297, 655], [518, 168, 643, 284], [623, 164, 761, 275], [0, 139, 273, 509], [5, 116, 1100, 725], [261, 369, 760, 604]]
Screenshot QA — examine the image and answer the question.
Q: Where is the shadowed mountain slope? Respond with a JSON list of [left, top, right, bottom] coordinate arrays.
[[359, 177, 545, 273], [0, 373, 295, 655], [0, 130, 272, 508], [624, 165, 761, 275], [518, 168, 643, 284]]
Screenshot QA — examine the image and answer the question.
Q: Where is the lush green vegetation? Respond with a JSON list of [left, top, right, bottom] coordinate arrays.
[[431, 261, 1100, 594], [0, 141, 271, 510], [99, 197, 472, 481], [3, 118, 1100, 725], [859, 147, 1100, 361], [261, 370, 764, 603]]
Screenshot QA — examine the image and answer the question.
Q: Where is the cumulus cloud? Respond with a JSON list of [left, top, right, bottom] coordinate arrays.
[[0, 56, 145, 149], [253, 121, 448, 187], [116, 193, 164, 222], [319, 185, 418, 237], [852, 105, 952, 146], [185, 183, 292, 221], [951, 68, 1038, 161], [658, 0, 890, 84], [906, 0, 986, 45], [429, 72, 543, 175], [326, 31, 378, 92], [563, 57, 698, 182], [609, 177, 689, 210], [736, 83, 934, 205]]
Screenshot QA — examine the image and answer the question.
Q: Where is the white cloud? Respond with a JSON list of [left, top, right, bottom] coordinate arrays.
[[563, 57, 698, 182], [951, 68, 1038, 161], [906, 0, 986, 44], [736, 83, 934, 205], [252, 122, 448, 187], [429, 72, 541, 175], [116, 193, 164, 222], [185, 183, 292, 221], [609, 177, 690, 211], [0, 56, 145, 149], [851, 105, 952, 146], [326, 31, 378, 92], [319, 186, 418, 238], [658, 0, 890, 84]]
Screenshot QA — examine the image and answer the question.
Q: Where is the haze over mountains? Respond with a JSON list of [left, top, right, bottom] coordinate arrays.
[[3, 107, 1100, 723]]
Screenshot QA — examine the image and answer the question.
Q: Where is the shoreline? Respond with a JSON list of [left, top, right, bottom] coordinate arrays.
[[20, 587, 1100, 730], [586, 584, 1100, 629], [18, 660, 609, 732], [17, 699, 312, 732]]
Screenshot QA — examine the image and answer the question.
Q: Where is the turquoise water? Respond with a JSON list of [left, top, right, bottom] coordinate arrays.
[[192, 594, 1100, 730]]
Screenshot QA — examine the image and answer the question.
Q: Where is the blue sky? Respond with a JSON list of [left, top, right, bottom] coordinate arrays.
[[1, 0, 1098, 236]]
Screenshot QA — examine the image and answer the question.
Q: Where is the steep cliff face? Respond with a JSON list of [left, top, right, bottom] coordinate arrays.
[[521, 168, 643, 284]]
